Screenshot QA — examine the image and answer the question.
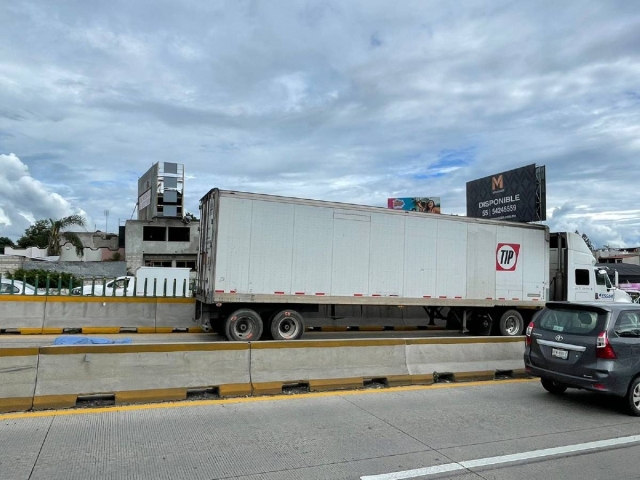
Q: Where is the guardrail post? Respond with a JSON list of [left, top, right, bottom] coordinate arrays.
[[144, 278, 148, 297], [57, 276, 62, 295], [45, 275, 50, 296], [133, 277, 137, 297], [153, 278, 157, 297], [34, 275, 39, 295], [172, 279, 177, 297], [183, 279, 187, 297], [22, 274, 26, 295], [102, 278, 106, 297], [163, 279, 167, 297], [112, 278, 116, 296], [91, 277, 96, 296]]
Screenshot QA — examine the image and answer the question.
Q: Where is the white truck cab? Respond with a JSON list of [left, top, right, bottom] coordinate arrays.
[[550, 232, 632, 303]]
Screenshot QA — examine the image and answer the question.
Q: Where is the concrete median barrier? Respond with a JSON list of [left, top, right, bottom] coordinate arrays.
[[405, 337, 526, 381], [33, 342, 251, 410], [0, 297, 45, 333], [0, 337, 530, 414], [0, 296, 202, 334], [250, 339, 410, 395], [43, 297, 157, 333], [155, 298, 202, 332], [0, 347, 39, 412]]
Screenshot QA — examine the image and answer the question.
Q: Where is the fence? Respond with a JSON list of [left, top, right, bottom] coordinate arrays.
[[0, 274, 194, 298]]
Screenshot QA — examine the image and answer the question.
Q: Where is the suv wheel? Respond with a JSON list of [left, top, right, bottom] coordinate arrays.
[[541, 378, 567, 395], [626, 377, 640, 416]]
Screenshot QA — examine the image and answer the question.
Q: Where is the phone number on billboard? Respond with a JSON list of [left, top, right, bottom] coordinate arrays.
[[492, 205, 517, 215], [482, 205, 517, 216]]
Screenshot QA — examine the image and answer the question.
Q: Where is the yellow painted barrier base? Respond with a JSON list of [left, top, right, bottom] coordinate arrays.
[[0, 397, 34, 414], [8, 371, 530, 414], [309, 377, 365, 392]]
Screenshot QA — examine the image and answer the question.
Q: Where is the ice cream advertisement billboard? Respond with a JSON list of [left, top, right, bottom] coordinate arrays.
[[387, 197, 441, 213]]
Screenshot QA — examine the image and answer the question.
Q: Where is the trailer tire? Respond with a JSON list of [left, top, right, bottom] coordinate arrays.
[[224, 309, 263, 341], [499, 310, 524, 336], [270, 309, 305, 341]]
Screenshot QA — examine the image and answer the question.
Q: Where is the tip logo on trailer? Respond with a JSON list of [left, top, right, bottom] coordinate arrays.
[[496, 243, 521, 271]]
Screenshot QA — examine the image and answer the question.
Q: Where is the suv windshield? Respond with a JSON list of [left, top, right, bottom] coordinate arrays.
[[537, 307, 606, 336]]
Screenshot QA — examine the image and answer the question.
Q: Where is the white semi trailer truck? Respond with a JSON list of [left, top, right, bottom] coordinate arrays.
[[194, 190, 631, 341]]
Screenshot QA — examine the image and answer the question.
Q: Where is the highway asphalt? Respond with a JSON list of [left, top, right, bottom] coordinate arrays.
[[0, 330, 466, 347], [2, 379, 640, 479]]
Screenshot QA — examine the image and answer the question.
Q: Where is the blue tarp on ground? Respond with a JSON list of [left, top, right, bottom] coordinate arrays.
[[53, 336, 132, 345]]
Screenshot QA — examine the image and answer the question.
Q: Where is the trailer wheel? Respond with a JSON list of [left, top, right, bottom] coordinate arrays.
[[270, 309, 305, 341], [224, 309, 263, 341], [499, 310, 524, 336]]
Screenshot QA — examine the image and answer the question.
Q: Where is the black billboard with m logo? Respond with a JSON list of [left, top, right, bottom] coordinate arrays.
[[466, 164, 546, 223]]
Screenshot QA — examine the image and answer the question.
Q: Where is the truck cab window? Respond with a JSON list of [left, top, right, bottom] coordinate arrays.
[[575, 269, 590, 286]]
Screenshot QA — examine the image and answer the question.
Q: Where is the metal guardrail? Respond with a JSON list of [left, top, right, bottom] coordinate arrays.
[[0, 274, 194, 298]]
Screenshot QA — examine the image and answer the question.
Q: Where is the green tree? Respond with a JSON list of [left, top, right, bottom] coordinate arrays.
[[0, 236, 15, 254], [16, 215, 87, 256], [48, 215, 86, 257], [17, 220, 51, 249]]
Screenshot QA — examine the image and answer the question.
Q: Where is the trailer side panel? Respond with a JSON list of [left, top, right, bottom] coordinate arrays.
[[202, 190, 548, 306]]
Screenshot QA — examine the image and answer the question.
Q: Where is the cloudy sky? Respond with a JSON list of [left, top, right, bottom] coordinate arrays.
[[1, 0, 639, 247]]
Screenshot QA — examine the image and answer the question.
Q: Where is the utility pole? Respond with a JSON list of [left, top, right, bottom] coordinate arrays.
[[104, 210, 109, 233]]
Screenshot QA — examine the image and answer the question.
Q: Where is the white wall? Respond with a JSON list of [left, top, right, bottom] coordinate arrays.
[[4, 247, 48, 258]]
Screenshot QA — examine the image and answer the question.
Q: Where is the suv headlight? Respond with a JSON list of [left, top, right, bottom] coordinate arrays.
[[72, 287, 81, 295]]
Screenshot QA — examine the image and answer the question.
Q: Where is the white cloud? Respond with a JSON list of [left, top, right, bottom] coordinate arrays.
[[0, 207, 10, 226], [0, 1, 638, 246], [0, 154, 88, 240]]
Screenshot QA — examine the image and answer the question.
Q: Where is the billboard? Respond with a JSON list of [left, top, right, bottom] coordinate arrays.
[[138, 189, 151, 211], [387, 197, 441, 214], [466, 164, 546, 222]]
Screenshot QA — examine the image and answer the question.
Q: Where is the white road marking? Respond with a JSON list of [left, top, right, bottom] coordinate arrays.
[[361, 434, 640, 480]]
